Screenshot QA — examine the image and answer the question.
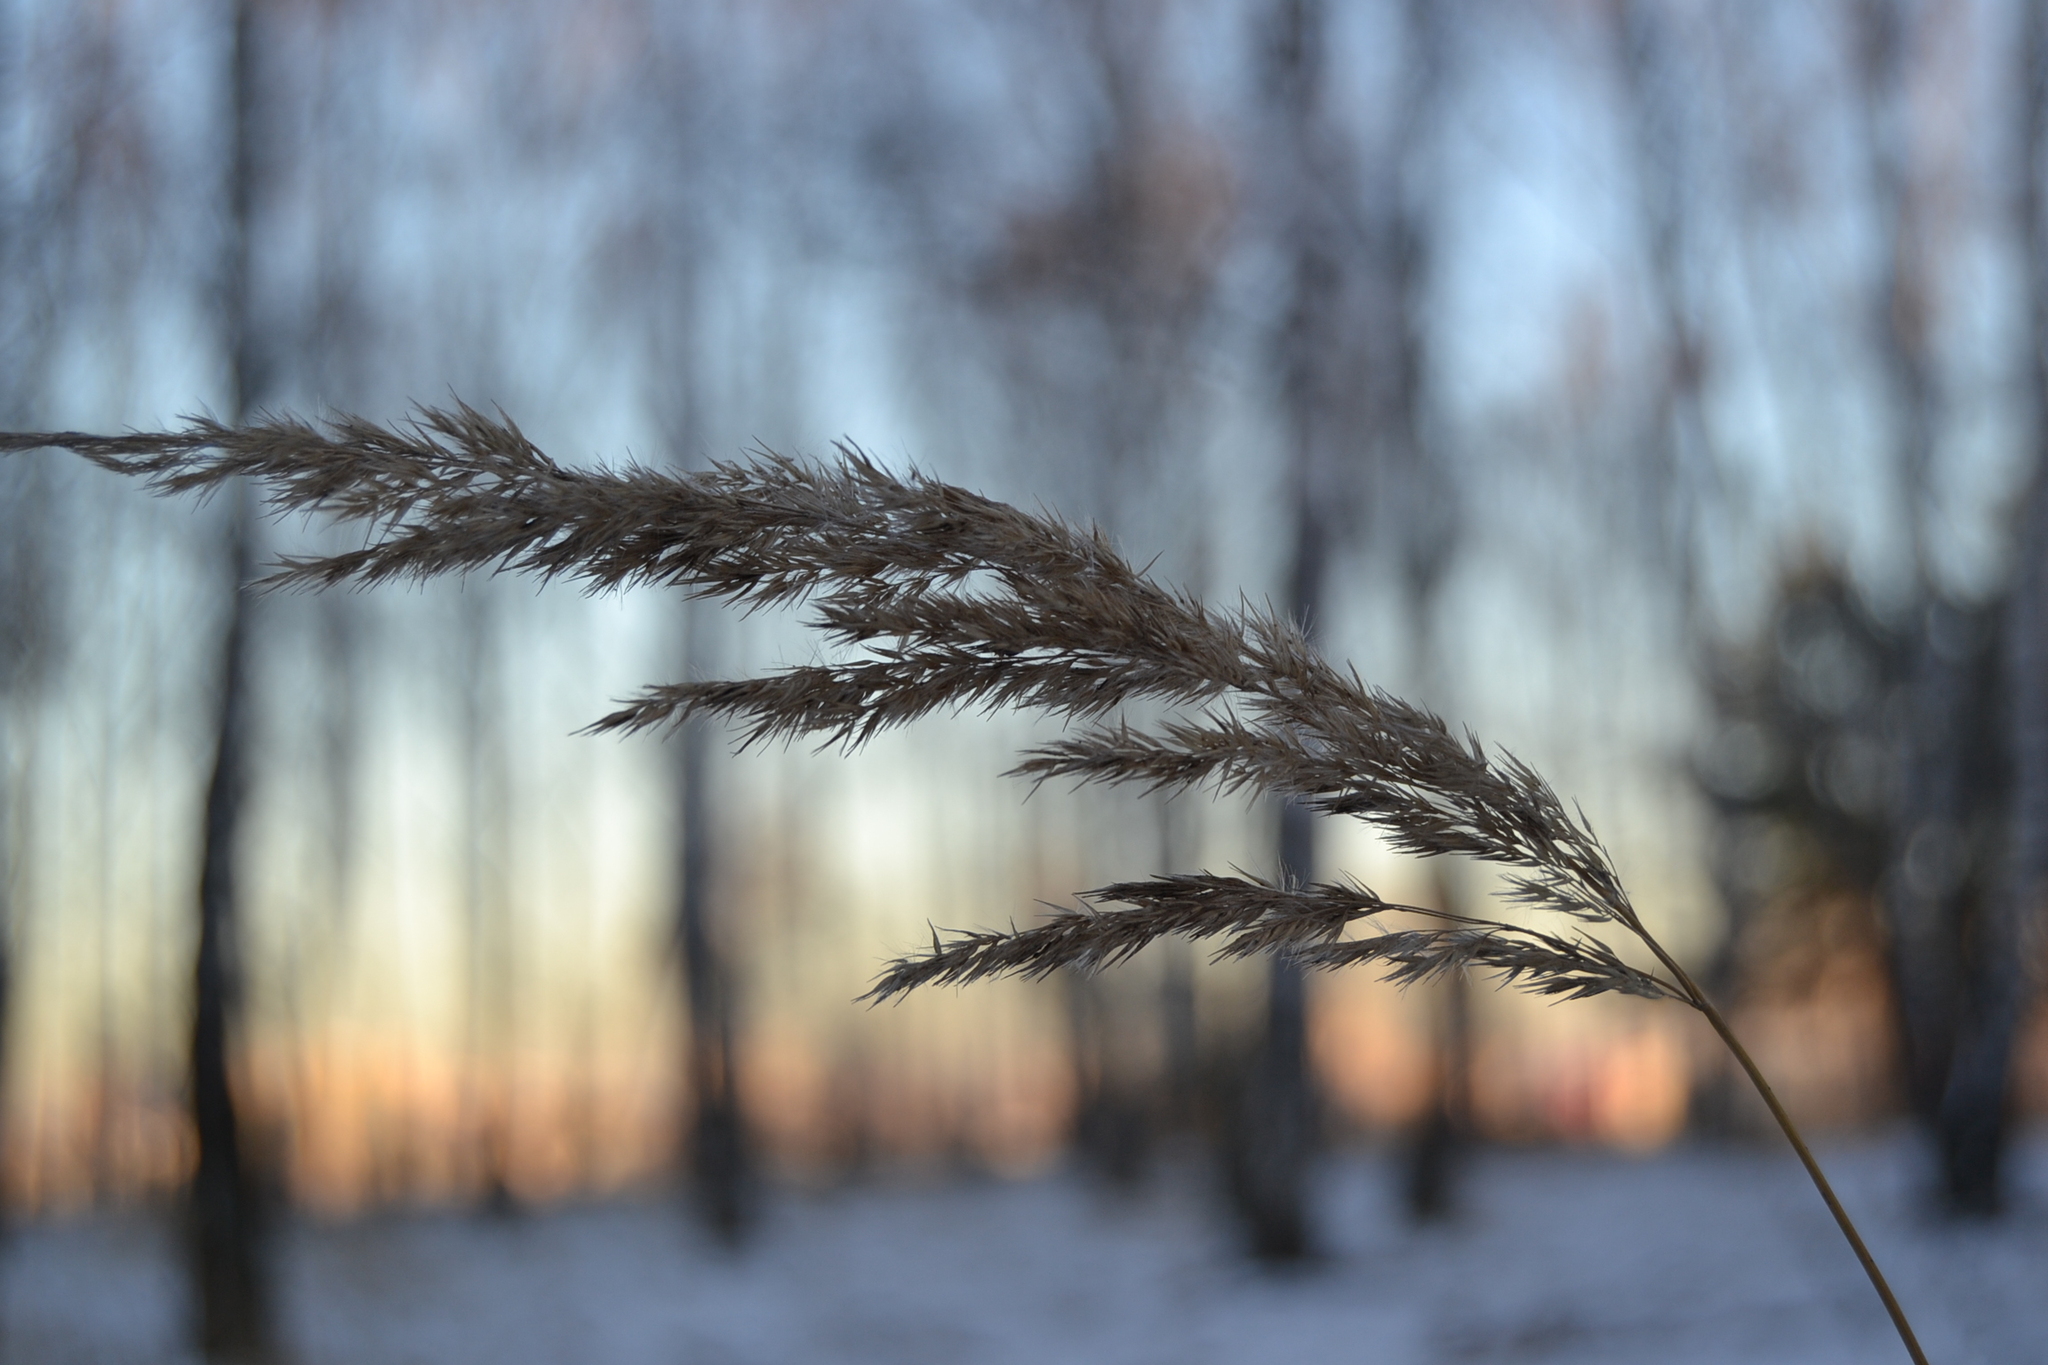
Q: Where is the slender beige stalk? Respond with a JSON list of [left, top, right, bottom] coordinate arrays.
[[1649, 947, 1929, 1365], [0, 407, 1930, 1362]]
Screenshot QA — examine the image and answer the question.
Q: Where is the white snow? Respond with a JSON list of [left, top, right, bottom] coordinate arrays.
[[6, 1133, 2044, 1364]]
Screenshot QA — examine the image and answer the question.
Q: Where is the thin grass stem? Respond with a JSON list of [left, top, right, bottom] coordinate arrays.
[[1646, 944, 1928, 1365]]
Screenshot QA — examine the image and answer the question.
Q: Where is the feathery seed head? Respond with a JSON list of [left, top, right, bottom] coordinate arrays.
[[0, 407, 1673, 1008]]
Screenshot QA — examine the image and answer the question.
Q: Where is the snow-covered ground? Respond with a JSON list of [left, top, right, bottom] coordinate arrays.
[[7, 1134, 2044, 1364]]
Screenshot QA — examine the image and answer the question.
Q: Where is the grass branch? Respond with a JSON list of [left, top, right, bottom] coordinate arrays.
[[0, 406, 1930, 1362]]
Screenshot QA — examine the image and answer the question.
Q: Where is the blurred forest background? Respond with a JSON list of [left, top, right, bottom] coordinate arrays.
[[4, 0, 2048, 1355]]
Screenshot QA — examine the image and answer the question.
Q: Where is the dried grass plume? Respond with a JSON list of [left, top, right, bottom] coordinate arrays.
[[0, 405, 1929, 1364]]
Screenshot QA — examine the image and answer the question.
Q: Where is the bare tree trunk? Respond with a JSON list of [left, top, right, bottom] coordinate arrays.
[[1887, 614, 1975, 1133], [1404, 966, 1469, 1221], [457, 587, 516, 1214], [0, 649, 18, 1254], [1243, 0, 1454, 1249], [643, 175, 753, 1237], [0, 14, 17, 1264], [1221, 0, 1336, 1265], [1850, 2, 1975, 1175], [1384, 0, 1459, 1223], [187, 0, 272, 1354], [631, 0, 753, 1239], [189, 494, 269, 1361], [1236, 160, 1330, 1242], [1403, 868, 1471, 1222], [675, 699, 749, 1243], [0, 454, 51, 1256], [1223, 799, 1316, 1260], [1157, 800, 1199, 1142], [0, 464, 52, 1358], [94, 640, 126, 1201], [1942, 503, 2045, 1212], [1936, 0, 2048, 1215], [0, 748, 10, 1236], [1227, 319, 1331, 1249], [0, 0, 61, 1292]]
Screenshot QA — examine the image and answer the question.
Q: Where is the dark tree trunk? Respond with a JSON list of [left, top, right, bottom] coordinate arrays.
[[1854, 0, 1959, 1075], [186, 0, 272, 1354], [1223, 800, 1316, 1261], [1239, 0, 1453, 1252], [0, 725, 12, 1251], [1885, 617, 1975, 1131], [458, 588, 515, 1215], [637, 24, 754, 1231], [1403, 872, 1470, 1222], [1224, 55, 1339, 1214], [1846, 0, 2016, 1212], [1939, 489, 2045, 1213], [1936, 0, 2048, 1214], [0, 466, 46, 1250], [1388, 0, 1457, 1222], [189, 495, 270, 1361], [1238, 491, 1325, 1256], [676, 706, 750, 1244], [1158, 802, 1200, 1142], [1069, 964, 1157, 1188], [1219, 0, 1334, 1264], [1404, 972, 1469, 1221]]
